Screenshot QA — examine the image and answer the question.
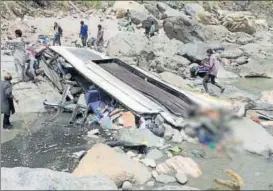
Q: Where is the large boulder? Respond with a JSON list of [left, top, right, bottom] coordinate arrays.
[[144, 3, 161, 19], [107, 32, 149, 57], [142, 16, 159, 32], [1, 167, 117, 190], [113, 1, 148, 19], [130, 11, 150, 25], [220, 11, 257, 34], [163, 16, 229, 43], [72, 144, 151, 187], [185, 3, 205, 18], [178, 42, 223, 62], [117, 128, 164, 148]]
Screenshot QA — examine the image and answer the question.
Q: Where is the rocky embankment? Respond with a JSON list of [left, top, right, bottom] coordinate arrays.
[[1, 0, 273, 190]]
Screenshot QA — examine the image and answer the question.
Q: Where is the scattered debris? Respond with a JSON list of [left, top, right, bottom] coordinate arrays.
[[214, 169, 244, 190]]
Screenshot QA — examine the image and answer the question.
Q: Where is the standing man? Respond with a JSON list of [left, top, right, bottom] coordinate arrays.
[[6, 29, 28, 82], [1, 72, 19, 129], [79, 21, 88, 47], [53, 22, 62, 46], [202, 49, 225, 94], [96, 24, 104, 53]]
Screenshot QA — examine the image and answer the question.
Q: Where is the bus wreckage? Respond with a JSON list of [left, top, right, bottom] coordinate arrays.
[[37, 46, 232, 130]]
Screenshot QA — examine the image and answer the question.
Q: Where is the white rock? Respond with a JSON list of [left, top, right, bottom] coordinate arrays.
[[147, 181, 155, 187], [126, 151, 137, 158], [146, 149, 164, 160], [156, 174, 176, 184], [163, 123, 174, 140], [122, 181, 133, 191], [171, 129, 183, 143], [152, 170, 159, 178], [141, 158, 156, 168], [175, 172, 188, 185]]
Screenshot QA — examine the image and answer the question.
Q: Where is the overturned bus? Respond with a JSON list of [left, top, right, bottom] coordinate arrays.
[[36, 46, 231, 128]]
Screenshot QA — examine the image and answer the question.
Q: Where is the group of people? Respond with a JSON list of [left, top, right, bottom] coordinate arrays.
[[53, 21, 104, 52]]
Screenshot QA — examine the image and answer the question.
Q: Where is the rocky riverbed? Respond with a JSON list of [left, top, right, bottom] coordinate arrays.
[[1, 0, 273, 190]]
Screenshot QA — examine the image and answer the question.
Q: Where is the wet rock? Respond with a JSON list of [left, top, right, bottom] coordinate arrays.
[[163, 16, 229, 43], [107, 32, 149, 57], [156, 174, 176, 184], [146, 149, 164, 160], [154, 185, 200, 190], [185, 3, 205, 18], [221, 48, 244, 59], [141, 158, 156, 168], [175, 172, 188, 185], [1, 167, 117, 190], [113, 1, 148, 19], [156, 156, 202, 178], [72, 144, 151, 186], [122, 181, 133, 191], [147, 181, 155, 187], [117, 128, 164, 147], [171, 129, 183, 143], [163, 123, 174, 141], [236, 56, 249, 65]]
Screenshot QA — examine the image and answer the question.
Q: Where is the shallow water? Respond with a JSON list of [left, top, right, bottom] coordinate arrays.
[[232, 78, 273, 96]]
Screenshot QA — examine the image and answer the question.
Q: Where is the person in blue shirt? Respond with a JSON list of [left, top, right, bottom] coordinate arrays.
[[79, 21, 88, 47]]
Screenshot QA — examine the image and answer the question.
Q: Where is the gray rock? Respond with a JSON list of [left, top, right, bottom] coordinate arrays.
[[130, 10, 150, 25], [152, 170, 159, 178], [141, 158, 156, 168], [107, 32, 149, 57], [171, 129, 183, 143], [185, 3, 205, 17], [144, 3, 161, 19], [155, 114, 165, 127], [163, 16, 229, 43], [147, 181, 155, 187], [146, 149, 164, 160], [156, 174, 176, 184], [236, 56, 249, 65], [163, 123, 174, 141], [1, 167, 118, 190], [175, 172, 188, 185], [117, 128, 164, 147], [154, 185, 200, 190], [157, 2, 186, 19], [122, 181, 133, 191], [221, 48, 244, 59], [178, 42, 223, 62], [239, 43, 261, 56]]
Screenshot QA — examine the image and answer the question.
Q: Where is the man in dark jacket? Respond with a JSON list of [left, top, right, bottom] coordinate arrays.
[[79, 21, 88, 47], [1, 72, 19, 129]]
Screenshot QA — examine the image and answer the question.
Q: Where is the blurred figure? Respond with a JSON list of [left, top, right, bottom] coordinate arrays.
[[6, 29, 28, 82], [202, 49, 225, 94], [145, 21, 156, 39], [96, 24, 104, 52], [126, 21, 135, 32], [53, 22, 63, 46], [125, 9, 131, 22], [79, 21, 88, 47], [1, 72, 19, 129]]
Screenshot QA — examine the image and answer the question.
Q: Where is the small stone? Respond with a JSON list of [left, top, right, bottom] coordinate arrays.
[[171, 129, 183, 143], [138, 154, 143, 159], [152, 170, 159, 178], [122, 181, 132, 191], [147, 181, 155, 187], [163, 123, 174, 141], [156, 174, 176, 184], [114, 147, 125, 154], [141, 158, 156, 168], [166, 151, 173, 158], [146, 149, 164, 160], [126, 151, 137, 158], [155, 114, 165, 127], [175, 172, 188, 185]]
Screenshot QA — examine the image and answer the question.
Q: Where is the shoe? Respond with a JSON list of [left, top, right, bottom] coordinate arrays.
[[221, 88, 225, 94]]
